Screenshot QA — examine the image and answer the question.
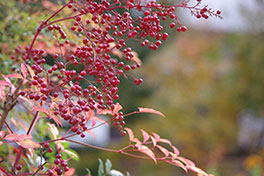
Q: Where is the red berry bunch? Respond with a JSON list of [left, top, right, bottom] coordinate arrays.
[[16, 0, 221, 138], [0, 0, 221, 175]]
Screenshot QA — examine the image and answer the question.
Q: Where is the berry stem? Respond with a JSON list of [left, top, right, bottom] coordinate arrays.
[[0, 166, 10, 175], [4, 121, 14, 134], [31, 162, 47, 176], [25, 28, 41, 60], [65, 138, 118, 153], [27, 111, 39, 135], [44, 14, 82, 28], [12, 146, 23, 173], [25, 2, 70, 60]]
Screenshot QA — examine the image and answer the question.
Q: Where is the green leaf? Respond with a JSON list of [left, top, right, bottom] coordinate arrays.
[[98, 159, 104, 176], [63, 148, 79, 161], [109, 170, 124, 176], [86, 168, 92, 176], [105, 159, 112, 174]]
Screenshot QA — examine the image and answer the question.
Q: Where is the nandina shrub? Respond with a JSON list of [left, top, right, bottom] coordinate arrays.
[[0, 0, 221, 175]]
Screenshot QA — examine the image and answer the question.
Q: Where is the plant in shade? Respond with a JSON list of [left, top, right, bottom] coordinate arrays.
[[0, 0, 221, 175]]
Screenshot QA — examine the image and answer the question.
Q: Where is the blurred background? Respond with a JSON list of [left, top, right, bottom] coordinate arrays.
[[1, 0, 264, 175]]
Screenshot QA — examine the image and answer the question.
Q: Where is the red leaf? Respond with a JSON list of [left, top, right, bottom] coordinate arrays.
[[91, 116, 109, 126], [50, 115, 63, 127], [1, 74, 15, 92], [177, 157, 195, 167], [171, 146, 180, 157], [48, 123, 59, 139], [32, 106, 62, 127], [4, 134, 32, 141], [158, 138, 172, 146], [16, 139, 42, 149], [0, 86, 5, 101], [86, 129, 96, 140], [91, 118, 97, 127], [125, 127, 135, 141], [136, 144, 157, 164], [138, 107, 165, 117], [157, 138, 180, 156], [186, 165, 208, 176], [168, 160, 188, 172], [140, 129, 150, 143], [96, 109, 112, 115], [156, 145, 170, 157], [21, 63, 28, 78], [31, 106, 50, 115], [86, 109, 95, 120], [169, 152, 178, 160], [6, 73, 23, 79], [130, 51, 142, 64], [150, 136, 157, 147], [113, 103, 122, 114], [26, 64, 35, 78], [124, 127, 140, 143], [0, 131, 5, 139], [65, 168, 75, 176], [0, 80, 11, 86], [152, 132, 160, 141]]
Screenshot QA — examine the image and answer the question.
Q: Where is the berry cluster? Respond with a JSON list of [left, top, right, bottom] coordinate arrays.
[[7, 0, 221, 175], [42, 142, 70, 175], [17, 0, 221, 139]]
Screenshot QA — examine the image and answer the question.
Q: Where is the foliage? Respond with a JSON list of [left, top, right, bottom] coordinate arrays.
[[91, 159, 130, 176], [130, 31, 264, 175], [0, 0, 221, 175]]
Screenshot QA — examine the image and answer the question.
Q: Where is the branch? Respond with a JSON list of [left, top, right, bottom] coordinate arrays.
[[0, 79, 23, 131]]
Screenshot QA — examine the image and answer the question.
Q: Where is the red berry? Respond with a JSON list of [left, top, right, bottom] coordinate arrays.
[[162, 33, 169, 40], [75, 16, 81, 22], [121, 131, 127, 136], [124, 65, 130, 71], [177, 27, 182, 32], [48, 25, 54, 31], [181, 26, 187, 32], [80, 70, 86, 76], [54, 158, 60, 165], [48, 147, 53, 153], [67, 3, 72, 8], [20, 91, 26, 96], [56, 153, 62, 159], [43, 142, 49, 148], [47, 169, 53, 175], [16, 164, 22, 170], [170, 22, 176, 28]]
